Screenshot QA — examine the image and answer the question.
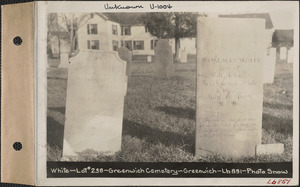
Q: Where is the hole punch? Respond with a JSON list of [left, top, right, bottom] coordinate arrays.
[[13, 142, 22, 151], [13, 36, 22, 46]]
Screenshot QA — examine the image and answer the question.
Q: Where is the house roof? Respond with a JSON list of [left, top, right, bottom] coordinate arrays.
[[102, 13, 146, 26], [272, 29, 294, 43], [94, 13, 109, 21], [219, 13, 274, 29]]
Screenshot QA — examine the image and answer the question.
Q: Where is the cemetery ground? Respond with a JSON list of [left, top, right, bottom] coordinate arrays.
[[47, 55, 293, 162]]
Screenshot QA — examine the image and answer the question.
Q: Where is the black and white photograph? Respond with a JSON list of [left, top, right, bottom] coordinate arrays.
[[47, 11, 293, 160], [1, 1, 298, 186], [39, 1, 299, 185]]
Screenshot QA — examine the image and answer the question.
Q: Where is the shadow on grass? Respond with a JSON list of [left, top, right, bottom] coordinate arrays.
[[47, 116, 64, 152], [175, 69, 196, 73], [155, 106, 195, 120], [47, 77, 68, 80], [131, 74, 154, 78], [48, 107, 66, 115], [263, 102, 293, 111], [122, 119, 195, 154], [262, 113, 293, 135]]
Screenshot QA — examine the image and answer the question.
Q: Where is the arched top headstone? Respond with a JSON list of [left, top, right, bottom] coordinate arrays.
[[69, 49, 127, 77], [155, 39, 172, 52], [117, 47, 132, 80], [63, 49, 128, 158], [117, 47, 131, 61]]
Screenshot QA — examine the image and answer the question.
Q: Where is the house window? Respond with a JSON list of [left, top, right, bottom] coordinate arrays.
[[121, 26, 131, 36], [112, 40, 119, 51], [123, 40, 132, 51], [87, 40, 100, 50], [145, 26, 149, 33], [87, 24, 98, 34], [133, 41, 144, 50], [151, 39, 158, 50], [112, 25, 118, 35]]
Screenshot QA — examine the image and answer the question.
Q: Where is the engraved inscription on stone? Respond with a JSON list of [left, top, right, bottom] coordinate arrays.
[[62, 50, 127, 158], [196, 18, 265, 157]]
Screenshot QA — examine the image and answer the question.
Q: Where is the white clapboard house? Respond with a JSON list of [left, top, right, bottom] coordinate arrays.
[[76, 13, 157, 55], [76, 13, 197, 58], [76, 13, 121, 52], [71, 13, 278, 61], [272, 29, 294, 63]]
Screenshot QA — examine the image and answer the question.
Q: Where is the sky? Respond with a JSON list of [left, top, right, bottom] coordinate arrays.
[[269, 12, 294, 29], [66, 10, 296, 30]]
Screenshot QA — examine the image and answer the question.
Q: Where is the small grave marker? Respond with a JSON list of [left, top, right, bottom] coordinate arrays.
[[154, 39, 174, 78], [179, 48, 187, 63]]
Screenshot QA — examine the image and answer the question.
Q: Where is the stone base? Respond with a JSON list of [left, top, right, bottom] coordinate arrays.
[[256, 143, 284, 156]]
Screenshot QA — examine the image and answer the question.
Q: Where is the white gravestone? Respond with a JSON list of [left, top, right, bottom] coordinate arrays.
[[59, 53, 69, 68], [179, 48, 187, 63], [287, 47, 293, 63], [147, 55, 152, 63], [196, 17, 264, 157], [263, 48, 276, 84], [280, 47, 287, 60], [62, 50, 127, 158]]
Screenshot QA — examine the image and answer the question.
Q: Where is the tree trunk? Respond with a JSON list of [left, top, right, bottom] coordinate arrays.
[[174, 37, 180, 63], [57, 35, 61, 60], [55, 13, 61, 60], [70, 33, 77, 57], [70, 14, 74, 55]]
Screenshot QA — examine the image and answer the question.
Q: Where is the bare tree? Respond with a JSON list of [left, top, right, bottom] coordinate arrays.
[[60, 13, 91, 56], [48, 13, 61, 58]]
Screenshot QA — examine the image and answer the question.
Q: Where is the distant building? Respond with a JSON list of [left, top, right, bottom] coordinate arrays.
[[77, 13, 121, 52], [272, 29, 294, 49], [48, 13, 71, 58], [62, 13, 281, 60], [272, 29, 294, 62], [49, 31, 70, 58], [76, 13, 197, 57]]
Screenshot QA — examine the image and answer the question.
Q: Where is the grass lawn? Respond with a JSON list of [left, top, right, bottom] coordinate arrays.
[[47, 55, 293, 162]]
